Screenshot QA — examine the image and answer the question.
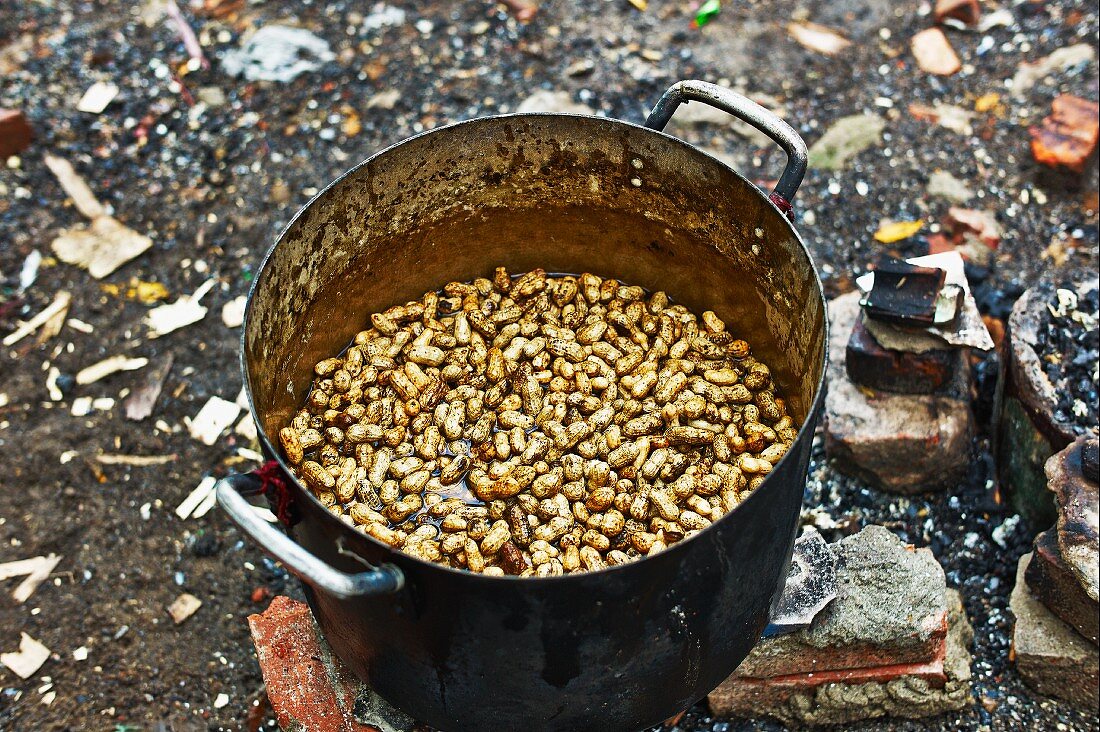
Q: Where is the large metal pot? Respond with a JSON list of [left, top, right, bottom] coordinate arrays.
[[218, 81, 828, 732]]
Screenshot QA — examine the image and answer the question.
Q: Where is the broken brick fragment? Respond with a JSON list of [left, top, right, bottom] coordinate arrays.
[[0, 109, 33, 158], [1026, 530, 1099, 645], [911, 28, 962, 76], [248, 596, 384, 732], [846, 314, 957, 395], [1030, 94, 1100, 173], [934, 0, 980, 25], [710, 527, 972, 726]]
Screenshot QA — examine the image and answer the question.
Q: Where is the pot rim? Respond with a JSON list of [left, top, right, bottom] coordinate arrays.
[[238, 110, 830, 583]]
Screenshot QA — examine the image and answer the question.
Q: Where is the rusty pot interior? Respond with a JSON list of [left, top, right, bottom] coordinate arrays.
[[244, 114, 827, 456]]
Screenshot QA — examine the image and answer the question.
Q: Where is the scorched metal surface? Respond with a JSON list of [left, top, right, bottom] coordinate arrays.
[[217, 81, 829, 732]]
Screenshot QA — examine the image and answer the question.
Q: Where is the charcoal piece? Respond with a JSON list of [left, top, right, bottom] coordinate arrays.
[[863, 257, 947, 327]]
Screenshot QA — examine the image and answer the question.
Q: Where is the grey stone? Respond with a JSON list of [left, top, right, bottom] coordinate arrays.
[[710, 589, 972, 726], [736, 525, 948, 678], [1011, 553, 1100, 711], [825, 291, 974, 493]]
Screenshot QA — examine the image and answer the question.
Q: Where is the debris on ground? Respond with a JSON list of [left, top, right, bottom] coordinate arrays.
[[1029, 94, 1100, 173], [74, 355, 148, 385], [873, 220, 924, 244], [186, 395, 242, 445], [0, 554, 62, 604], [911, 28, 962, 76], [1011, 44, 1096, 96], [809, 114, 885, 171], [221, 25, 335, 82], [75, 81, 118, 114], [1, 633, 51, 680], [145, 279, 215, 337], [2, 291, 71, 347], [710, 526, 973, 725], [933, 0, 979, 27], [123, 354, 174, 421], [927, 169, 973, 202], [0, 107, 33, 157], [515, 90, 594, 115], [95, 453, 177, 466], [908, 102, 974, 135], [767, 528, 838, 633], [221, 295, 246, 328], [175, 476, 218, 520], [787, 22, 851, 56], [167, 593, 203, 624], [44, 155, 152, 279]]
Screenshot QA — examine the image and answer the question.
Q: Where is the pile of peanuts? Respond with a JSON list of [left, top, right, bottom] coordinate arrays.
[[279, 268, 798, 576]]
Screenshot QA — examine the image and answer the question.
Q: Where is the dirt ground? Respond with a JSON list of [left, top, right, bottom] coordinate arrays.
[[1, 0, 1097, 730]]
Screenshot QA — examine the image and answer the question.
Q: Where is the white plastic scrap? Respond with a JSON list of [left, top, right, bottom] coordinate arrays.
[[213, 693, 230, 709], [222, 25, 335, 82], [18, 250, 41, 293], [1, 633, 51, 679], [187, 396, 242, 445], [0, 554, 62, 603], [75, 355, 148, 385], [176, 476, 216, 519], [73, 646, 89, 661], [145, 279, 215, 338], [221, 295, 246, 328], [76, 81, 119, 114]]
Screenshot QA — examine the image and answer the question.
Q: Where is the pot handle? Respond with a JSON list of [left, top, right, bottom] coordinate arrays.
[[216, 473, 405, 599], [644, 80, 808, 218]]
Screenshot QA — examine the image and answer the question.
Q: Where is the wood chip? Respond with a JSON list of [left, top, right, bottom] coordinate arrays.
[[911, 28, 961, 76], [95, 453, 177, 466], [787, 22, 851, 56], [176, 476, 217, 519], [124, 353, 174, 421], [167, 593, 202, 624], [2, 291, 72, 347], [0, 554, 62, 603], [187, 396, 242, 445], [1, 633, 50, 679], [75, 355, 148, 385], [43, 155, 106, 219], [146, 280, 214, 337]]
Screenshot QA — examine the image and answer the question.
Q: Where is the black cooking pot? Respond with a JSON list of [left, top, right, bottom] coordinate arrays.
[[217, 80, 828, 732]]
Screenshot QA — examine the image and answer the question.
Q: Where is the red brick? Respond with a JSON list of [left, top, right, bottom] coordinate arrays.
[[0, 109, 33, 158], [1030, 94, 1100, 173], [247, 596, 379, 732]]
